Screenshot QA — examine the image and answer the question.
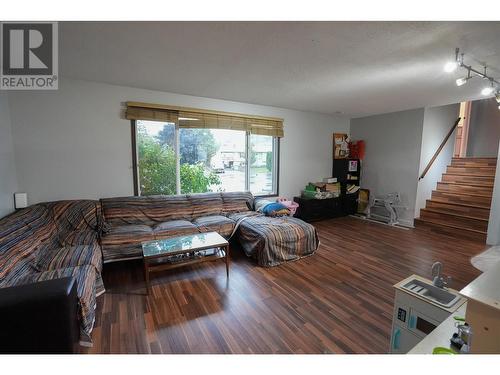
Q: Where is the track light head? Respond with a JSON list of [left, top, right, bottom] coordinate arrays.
[[455, 77, 468, 86], [481, 85, 495, 96], [444, 61, 458, 73]]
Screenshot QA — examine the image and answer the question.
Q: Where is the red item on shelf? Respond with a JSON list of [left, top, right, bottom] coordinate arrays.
[[357, 140, 366, 160], [348, 140, 365, 160]]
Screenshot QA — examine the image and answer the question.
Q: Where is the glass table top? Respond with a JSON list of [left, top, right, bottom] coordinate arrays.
[[142, 231, 228, 258]]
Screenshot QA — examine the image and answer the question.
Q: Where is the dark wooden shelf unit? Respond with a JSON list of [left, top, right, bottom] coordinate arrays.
[[293, 196, 343, 222], [293, 158, 362, 222], [333, 158, 361, 215]]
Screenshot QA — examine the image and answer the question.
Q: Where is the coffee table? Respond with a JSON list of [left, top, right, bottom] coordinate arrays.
[[141, 231, 229, 294]]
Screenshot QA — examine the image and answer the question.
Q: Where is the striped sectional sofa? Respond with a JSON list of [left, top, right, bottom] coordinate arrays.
[[100, 192, 319, 267], [0, 192, 317, 348], [0, 200, 104, 345]]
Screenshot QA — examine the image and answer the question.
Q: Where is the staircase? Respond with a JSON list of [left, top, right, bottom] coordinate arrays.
[[415, 157, 497, 242]]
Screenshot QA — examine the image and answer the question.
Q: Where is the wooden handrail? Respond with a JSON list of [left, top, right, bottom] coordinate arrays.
[[418, 117, 461, 181]]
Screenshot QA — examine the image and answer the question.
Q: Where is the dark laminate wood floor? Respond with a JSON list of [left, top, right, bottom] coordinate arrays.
[[84, 217, 487, 354]]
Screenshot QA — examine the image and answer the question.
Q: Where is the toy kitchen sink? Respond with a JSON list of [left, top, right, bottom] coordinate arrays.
[[401, 278, 461, 308], [390, 274, 467, 353]]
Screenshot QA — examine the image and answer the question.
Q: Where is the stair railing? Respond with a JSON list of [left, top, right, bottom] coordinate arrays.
[[419, 117, 461, 181]]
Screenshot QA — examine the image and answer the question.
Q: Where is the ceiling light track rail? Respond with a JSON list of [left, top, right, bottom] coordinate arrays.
[[454, 48, 499, 86], [444, 48, 500, 109]]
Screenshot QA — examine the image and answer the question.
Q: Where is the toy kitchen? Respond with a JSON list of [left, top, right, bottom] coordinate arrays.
[[390, 261, 500, 354]]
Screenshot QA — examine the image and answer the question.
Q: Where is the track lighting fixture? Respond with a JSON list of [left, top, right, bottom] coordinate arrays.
[[444, 48, 500, 109]]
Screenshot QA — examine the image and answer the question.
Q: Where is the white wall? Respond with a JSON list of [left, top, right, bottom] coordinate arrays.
[[8, 78, 349, 204], [0, 92, 18, 218], [467, 98, 500, 158], [487, 142, 500, 245], [415, 103, 460, 217], [350, 108, 425, 227]]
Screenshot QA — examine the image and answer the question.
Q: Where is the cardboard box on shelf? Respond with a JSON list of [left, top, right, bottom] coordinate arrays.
[[325, 183, 341, 193], [323, 177, 338, 183]]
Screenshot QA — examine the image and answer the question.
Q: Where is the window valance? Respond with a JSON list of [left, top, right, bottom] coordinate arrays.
[[126, 102, 284, 137]]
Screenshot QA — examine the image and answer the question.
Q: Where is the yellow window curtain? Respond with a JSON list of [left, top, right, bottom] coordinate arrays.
[[126, 102, 284, 137]]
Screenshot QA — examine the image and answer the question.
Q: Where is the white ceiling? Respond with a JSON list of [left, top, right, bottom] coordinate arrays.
[[59, 22, 500, 117]]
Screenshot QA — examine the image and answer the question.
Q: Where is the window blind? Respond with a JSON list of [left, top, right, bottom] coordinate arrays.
[[125, 105, 179, 123], [126, 102, 284, 137]]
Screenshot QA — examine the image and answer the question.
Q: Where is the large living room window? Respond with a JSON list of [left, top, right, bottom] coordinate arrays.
[[133, 115, 280, 196]]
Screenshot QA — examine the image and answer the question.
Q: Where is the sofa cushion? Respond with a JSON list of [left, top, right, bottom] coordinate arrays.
[[221, 192, 254, 214], [100, 224, 154, 262], [44, 199, 101, 231], [0, 257, 33, 288], [188, 193, 223, 219], [63, 229, 99, 246], [153, 220, 199, 238], [41, 200, 101, 250], [35, 244, 102, 274], [101, 224, 153, 244], [227, 211, 261, 222], [100, 195, 193, 226], [192, 215, 236, 238], [0, 205, 58, 282]]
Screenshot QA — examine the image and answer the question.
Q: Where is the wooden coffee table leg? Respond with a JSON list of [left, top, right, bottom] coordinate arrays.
[[225, 244, 230, 278], [143, 259, 151, 295]]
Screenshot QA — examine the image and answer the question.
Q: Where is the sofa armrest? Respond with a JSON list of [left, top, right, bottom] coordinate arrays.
[[0, 277, 79, 353]]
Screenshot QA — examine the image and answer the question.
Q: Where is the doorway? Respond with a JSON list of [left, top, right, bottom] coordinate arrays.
[[453, 101, 471, 158]]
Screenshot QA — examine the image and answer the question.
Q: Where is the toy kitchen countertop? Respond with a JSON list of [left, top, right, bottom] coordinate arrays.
[[460, 261, 500, 309], [457, 261, 500, 353]]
